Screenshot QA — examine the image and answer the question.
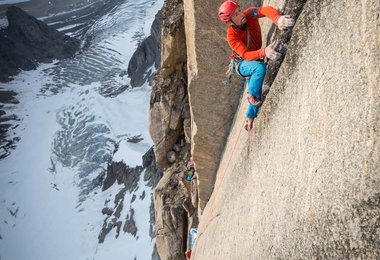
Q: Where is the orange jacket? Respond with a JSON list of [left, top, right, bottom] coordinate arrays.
[[227, 6, 281, 61]]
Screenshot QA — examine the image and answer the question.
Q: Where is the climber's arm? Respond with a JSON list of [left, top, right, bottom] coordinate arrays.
[[245, 6, 281, 24], [245, 6, 295, 29]]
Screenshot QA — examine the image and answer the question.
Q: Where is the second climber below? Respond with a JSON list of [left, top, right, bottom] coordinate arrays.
[[218, 0, 295, 132]]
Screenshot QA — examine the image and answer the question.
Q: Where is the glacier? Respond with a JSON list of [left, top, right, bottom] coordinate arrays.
[[0, 0, 163, 259]]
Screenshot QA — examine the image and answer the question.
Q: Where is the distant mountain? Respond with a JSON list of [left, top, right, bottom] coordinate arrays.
[[128, 10, 162, 87], [0, 6, 80, 82]]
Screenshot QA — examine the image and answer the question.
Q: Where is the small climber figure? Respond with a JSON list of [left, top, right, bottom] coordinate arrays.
[[184, 156, 196, 181], [218, 0, 295, 131]]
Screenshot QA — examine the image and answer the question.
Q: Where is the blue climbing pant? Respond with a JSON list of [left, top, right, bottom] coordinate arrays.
[[237, 60, 266, 119]]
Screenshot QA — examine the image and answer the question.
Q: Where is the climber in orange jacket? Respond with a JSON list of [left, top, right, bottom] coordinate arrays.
[[218, 0, 295, 131]]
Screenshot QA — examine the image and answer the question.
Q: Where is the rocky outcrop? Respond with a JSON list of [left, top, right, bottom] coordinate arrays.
[[99, 160, 142, 243], [102, 161, 141, 192], [123, 208, 138, 237], [150, 68, 189, 169], [154, 162, 187, 260], [0, 6, 80, 82], [128, 10, 162, 87], [149, 1, 201, 259], [144, 147, 163, 187], [192, 0, 380, 259], [98, 147, 162, 243], [153, 135, 198, 260], [149, 0, 189, 169], [148, 143, 196, 260], [0, 90, 20, 159]]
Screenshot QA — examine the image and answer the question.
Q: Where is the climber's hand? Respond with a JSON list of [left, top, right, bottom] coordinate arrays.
[[264, 42, 281, 61], [277, 15, 295, 30]]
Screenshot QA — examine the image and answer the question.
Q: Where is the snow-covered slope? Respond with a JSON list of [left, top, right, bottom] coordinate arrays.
[[0, 0, 163, 259]]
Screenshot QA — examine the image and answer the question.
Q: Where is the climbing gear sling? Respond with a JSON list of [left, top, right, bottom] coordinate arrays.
[[226, 25, 252, 82]]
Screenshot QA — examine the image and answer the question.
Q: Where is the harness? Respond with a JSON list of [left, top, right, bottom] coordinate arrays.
[[226, 25, 252, 81]]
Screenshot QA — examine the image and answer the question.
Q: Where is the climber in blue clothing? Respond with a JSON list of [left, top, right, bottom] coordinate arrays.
[[218, 0, 295, 131]]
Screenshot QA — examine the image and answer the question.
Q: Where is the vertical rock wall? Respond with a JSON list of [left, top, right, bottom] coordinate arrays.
[[192, 0, 380, 258], [150, 0, 188, 169], [150, 1, 200, 259], [154, 162, 187, 260], [183, 0, 244, 211]]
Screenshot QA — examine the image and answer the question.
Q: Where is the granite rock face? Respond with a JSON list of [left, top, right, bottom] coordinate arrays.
[[140, 1, 198, 259], [192, 0, 380, 259], [183, 0, 245, 211], [149, 0, 189, 169], [0, 6, 80, 82], [154, 162, 187, 260], [128, 10, 162, 87], [153, 137, 198, 260]]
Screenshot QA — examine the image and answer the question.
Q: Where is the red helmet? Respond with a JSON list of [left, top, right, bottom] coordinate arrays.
[[218, 0, 240, 24]]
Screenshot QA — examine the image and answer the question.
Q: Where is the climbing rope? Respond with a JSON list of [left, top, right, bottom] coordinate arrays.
[[196, 94, 248, 243]]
